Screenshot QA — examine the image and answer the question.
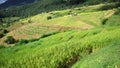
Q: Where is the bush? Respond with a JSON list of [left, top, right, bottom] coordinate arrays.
[[28, 19, 32, 23], [0, 33, 4, 38], [5, 36, 16, 44], [0, 45, 5, 49], [101, 18, 108, 25], [2, 29, 9, 34], [19, 39, 29, 44], [29, 38, 39, 42], [47, 16, 52, 20], [99, 2, 120, 10], [0, 29, 9, 38], [41, 32, 58, 38], [114, 7, 120, 15]]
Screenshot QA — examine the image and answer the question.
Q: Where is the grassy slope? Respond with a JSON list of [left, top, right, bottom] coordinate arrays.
[[72, 40, 120, 68], [0, 3, 120, 68], [0, 0, 119, 17], [0, 5, 116, 44], [106, 11, 120, 26], [0, 26, 120, 68]]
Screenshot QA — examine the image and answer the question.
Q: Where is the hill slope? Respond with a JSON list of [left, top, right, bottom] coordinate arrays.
[[72, 40, 120, 68], [0, 0, 35, 9], [0, 3, 117, 45], [0, 0, 119, 17], [0, 26, 120, 68], [0, 1, 120, 68]]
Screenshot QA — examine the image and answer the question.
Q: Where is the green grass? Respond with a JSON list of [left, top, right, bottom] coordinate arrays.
[[1, 5, 114, 44], [0, 26, 120, 68], [0, 4, 116, 44], [72, 40, 120, 68], [106, 14, 120, 26], [1, 9, 113, 42], [10, 3, 116, 28], [0, 3, 120, 68], [22, 8, 114, 27]]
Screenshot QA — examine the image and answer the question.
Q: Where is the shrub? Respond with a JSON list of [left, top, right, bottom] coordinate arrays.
[[101, 18, 108, 25], [114, 7, 120, 15], [29, 38, 39, 42], [47, 16, 52, 20], [2, 29, 9, 34], [5, 36, 16, 44], [0, 45, 5, 49], [0, 29, 9, 38], [0, 33, 4, 38], [28, 19, 32, 23], [18, 39, 29, 44], [41, 32, 58, 38], [99, 2, 120, 10]]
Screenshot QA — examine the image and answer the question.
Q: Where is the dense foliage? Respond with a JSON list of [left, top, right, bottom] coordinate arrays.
[[5, 36, 16, 44], [0, 0, 119, 18]]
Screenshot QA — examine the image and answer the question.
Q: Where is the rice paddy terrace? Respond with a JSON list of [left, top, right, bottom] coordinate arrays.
[[0, 2, 120, 68]]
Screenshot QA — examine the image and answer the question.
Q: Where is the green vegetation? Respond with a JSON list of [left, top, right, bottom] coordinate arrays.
[[0, 26, 120, 68], [0, 1, 120, 68], [106, 14, 120, 26], [0, 29, 9, 38], [0, 0, 119, 18], [5, 36, 16, 44], [0, 45, 4, 49], [72, 40, 120, 68], [0, 17, 20, 31], [47, 16, 52, 20]]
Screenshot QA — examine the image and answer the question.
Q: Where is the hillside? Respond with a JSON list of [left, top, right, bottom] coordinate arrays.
[[0, 3, 118, 45], [0, 0, 35, 9], [72, 40, 120, 68], [0, 0, 119, 17], [0, 0, 120, 68]]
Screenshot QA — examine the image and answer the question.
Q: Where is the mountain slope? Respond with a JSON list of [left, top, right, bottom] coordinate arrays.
[[0, 26, 120, 68], [0, 3, 119, 45], [0, 0, 120, 68], [0, 0, 119, 18], [72, 40, 120, 68], [0, 0, 36, 9]]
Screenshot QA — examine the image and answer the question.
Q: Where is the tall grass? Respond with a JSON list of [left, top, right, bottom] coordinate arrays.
[[0, 26, 120, 68], [72, 40, 120, 68]]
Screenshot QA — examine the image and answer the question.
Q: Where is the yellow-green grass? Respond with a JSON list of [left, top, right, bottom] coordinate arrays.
[[0, 26, 120, 68], [3, 4, 116, 37], [72, 40, 120, 68], [0, 2, 119, 68], [106, 14, 120, 26], [22, 9, 114, 26], [0, 10, 115, 46], [0, 23, 68, 45], [6, 9, 114, 38], [0, 4, 116, 45], [8, 5, 115, 31], [2, 2, 118, 32]]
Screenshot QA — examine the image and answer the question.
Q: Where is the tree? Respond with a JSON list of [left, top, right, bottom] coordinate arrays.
[[63, 0, 85, 4], [5, 36, 16, 44]]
